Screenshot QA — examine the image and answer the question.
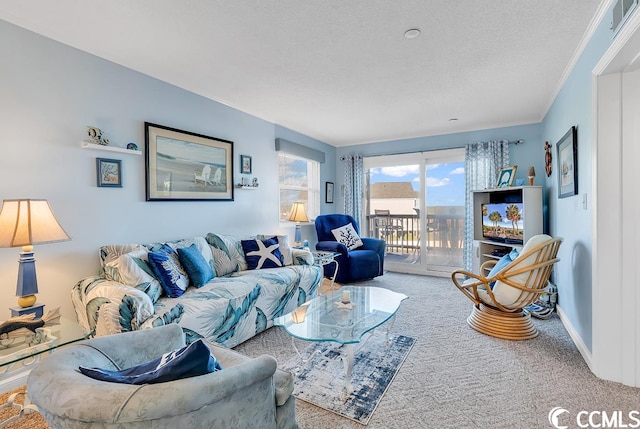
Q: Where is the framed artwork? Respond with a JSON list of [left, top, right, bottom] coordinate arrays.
[[145, 122, 234, 201], [96, 158, 122, 188], [496, 165, 517, 188], [240, 155, 252, 174], [325, 182, 334, 204], [557, 126, 578, 198]]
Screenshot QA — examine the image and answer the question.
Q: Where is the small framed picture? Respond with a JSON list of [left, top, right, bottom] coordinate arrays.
[[240, 155, 252, 174], [496, 165, 517, 188], [325, 182, 334, 204], [556, 126, 578, 198], [96, 158, 122, 188]]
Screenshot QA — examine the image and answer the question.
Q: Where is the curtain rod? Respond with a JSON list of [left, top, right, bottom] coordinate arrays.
[[344, 139, 525, 160]]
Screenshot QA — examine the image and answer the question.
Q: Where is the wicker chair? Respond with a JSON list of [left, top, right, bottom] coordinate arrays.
[[451, 235, 562, 340]]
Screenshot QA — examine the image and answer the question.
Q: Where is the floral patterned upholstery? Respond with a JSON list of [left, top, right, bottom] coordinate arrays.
[[72, 234, 322, 348]]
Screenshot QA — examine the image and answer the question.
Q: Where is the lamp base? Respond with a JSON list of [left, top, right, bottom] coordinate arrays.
[[10, 303, 45, 318], [17, 294, 37, 308]]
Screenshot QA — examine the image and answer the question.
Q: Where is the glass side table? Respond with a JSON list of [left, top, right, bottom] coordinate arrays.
[[0, 317, 89, 427], [312, 251, 340, 292]]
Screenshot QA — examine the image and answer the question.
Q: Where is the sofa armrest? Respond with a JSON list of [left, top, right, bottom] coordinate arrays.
[[291, 248, 314, 265], [361, 237, 386, 256], [71, 276, 155, 337], [315, 241, 348, 256]]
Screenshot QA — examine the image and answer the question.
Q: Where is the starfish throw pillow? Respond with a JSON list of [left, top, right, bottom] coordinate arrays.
[[241, 237, 284, 270]]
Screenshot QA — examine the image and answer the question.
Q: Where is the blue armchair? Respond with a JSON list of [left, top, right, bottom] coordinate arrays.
[[314, 214, 385, 283]]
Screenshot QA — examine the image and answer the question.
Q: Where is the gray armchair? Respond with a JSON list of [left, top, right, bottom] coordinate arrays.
[[27, 324, 296, 429]]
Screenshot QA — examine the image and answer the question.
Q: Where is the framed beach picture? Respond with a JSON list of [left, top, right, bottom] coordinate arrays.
[[145, 122, 234, 201], [496, 165, 517, 188], [96, 158, 122, 188], [557, 126, 578, 198]]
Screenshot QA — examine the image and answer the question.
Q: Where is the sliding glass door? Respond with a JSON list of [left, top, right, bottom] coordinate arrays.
[[363, 149, 464, 276]]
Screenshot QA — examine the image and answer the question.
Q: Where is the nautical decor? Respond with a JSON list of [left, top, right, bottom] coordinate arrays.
[[87, 126, 109, 146]]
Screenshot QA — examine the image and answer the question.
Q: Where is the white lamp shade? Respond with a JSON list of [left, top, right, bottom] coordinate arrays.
[[288, 202, 309, 223], [0, 199, 70, 248]]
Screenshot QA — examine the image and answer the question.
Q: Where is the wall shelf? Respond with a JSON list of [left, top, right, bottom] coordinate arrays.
[[81, 141, 142, 155], [236, 185, 259, 190]]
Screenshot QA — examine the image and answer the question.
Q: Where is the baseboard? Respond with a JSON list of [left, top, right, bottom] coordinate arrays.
[[556, 304, 594, 372], [0, 368, 30, 394]]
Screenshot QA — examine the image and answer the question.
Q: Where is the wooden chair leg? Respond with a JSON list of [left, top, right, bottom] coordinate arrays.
[[467, 304, 538, 340]]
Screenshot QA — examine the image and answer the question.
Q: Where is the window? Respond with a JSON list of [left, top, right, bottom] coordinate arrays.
[[279, 153, 320, 222]]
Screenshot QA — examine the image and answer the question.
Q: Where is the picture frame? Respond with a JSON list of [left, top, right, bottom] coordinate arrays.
[[145, 122, 234, 201], [96, 158, 122, 188], [496, 165, 517, 188], [325, 182, 334, 204], [240, 154, 252, 174], [556, 126, 578, 198]]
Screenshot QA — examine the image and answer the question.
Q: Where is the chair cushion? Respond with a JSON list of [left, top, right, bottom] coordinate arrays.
[[177, 244, 215, 287], [241, 237, 284, 269], [492, 234, 553, 308], [331, 223, 364, 250], [487, 248, 519, 289], [79, 339, 222, 385]]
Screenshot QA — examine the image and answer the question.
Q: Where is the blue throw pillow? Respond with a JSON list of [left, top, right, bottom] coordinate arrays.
[[487, 248, 519, 289], [241, 237, 284, 270], [148, 244, 189, 298], [79, 339, 222, 385], [177, 244, 214, 287]]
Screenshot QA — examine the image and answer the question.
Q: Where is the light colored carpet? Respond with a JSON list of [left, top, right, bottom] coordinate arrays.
[[235, 272, 640, 429], [280, 334, 415, 424]]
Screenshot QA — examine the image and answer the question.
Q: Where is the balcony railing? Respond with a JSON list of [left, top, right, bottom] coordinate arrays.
[[365, 213, 464, 266]]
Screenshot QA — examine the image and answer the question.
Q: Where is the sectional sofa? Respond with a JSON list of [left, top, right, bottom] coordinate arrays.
[[72, 233, 323, 348]]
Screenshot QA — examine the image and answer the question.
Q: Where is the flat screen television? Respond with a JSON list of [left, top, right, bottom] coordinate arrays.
[[481, 202, 524, 244]]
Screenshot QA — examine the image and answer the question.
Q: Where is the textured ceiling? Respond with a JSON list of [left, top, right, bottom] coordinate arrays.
[[0, 1, 606, 146]]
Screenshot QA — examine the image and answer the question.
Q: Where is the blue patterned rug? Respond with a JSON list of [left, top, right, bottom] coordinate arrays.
[[280, 333, 415, 425]]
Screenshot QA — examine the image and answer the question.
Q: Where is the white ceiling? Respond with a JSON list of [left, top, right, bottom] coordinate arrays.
[[0, 1, 607, 147]]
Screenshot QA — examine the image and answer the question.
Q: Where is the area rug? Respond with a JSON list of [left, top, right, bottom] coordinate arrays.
[[280, 333, 415, 425]]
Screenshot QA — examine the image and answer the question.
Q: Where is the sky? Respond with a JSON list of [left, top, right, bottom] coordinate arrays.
[[369, 162, 465, 207]]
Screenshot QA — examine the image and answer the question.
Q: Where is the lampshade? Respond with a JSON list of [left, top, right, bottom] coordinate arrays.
[[528, 166, 536, 177], [288, 202, 309, 223], [0, 199, 71, 248], [0, 199, 70, 310]]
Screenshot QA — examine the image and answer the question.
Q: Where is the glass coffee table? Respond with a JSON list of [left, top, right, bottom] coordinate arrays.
[[0, 317, 89, 427], [274, 286, 408, 394]]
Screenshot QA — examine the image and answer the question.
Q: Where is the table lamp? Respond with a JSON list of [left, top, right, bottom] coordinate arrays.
[[528, 166, 536, 186], [288, 202, 309, 247], [0, 199, 70, 317]]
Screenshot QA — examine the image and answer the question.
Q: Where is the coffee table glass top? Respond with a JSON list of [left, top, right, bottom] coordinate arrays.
[[274, 286, 407, 345], [0, 317, 89, 370]]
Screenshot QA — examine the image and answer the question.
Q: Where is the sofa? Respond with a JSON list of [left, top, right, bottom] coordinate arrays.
[[72, 233, 323, 348], [27, 324, 297, 429]]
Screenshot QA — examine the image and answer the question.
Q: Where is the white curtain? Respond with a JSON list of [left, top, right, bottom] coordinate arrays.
[[463, 140, 510, 271], [342, 154, 363, 224]]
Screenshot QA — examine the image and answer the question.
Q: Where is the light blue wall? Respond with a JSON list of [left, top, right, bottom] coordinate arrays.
[[541, 12, 615, 352], [0, 20, 334, 317]]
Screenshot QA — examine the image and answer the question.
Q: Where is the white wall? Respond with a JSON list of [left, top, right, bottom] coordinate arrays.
[[0, 21, 335, 319]]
